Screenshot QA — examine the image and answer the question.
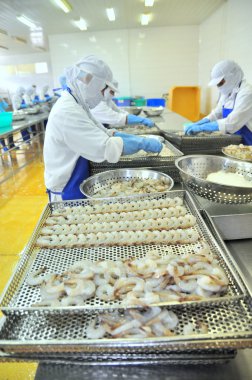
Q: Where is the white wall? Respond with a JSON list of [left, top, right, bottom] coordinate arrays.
[[48, 25, 199, 98], [199, 0, 252, 114]]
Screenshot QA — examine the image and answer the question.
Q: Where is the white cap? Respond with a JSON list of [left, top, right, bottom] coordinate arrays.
[[208, 60, 244, 86], [76, 55, 117, 92]]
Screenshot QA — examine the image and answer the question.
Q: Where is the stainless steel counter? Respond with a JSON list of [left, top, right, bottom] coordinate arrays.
[[0, 112, 49, 139]]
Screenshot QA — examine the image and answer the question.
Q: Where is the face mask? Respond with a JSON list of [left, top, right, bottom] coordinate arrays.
[[218, 81, 234, 97]]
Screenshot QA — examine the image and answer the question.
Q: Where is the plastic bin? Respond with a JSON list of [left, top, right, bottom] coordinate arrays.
[[113, 97, 132, 107], [131, 98, 146, 107], [168, 86, 200, 122], [0, 112, 13, 130], [146, 98, 166, 107]]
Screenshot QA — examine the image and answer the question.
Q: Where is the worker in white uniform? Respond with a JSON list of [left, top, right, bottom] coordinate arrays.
[[23, 86, 35, 107], [12, 86, 31, 143], [185, 60, 252, 145], [44, 55, 162, 201], [91, 80, 154, 128]]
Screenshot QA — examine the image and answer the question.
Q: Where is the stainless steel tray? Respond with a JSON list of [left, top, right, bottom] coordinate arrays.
[[0, 191, 248, 316], [80, 168, 174, 198], [162, 131, 242, 153], [222, 147, 252, 162], [0, 298, 251, 353], [89, 139, 183, 170], [112, 124, 161, 135]]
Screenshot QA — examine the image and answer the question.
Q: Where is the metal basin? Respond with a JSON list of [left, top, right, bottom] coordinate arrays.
[[175, 155, 252, 204]]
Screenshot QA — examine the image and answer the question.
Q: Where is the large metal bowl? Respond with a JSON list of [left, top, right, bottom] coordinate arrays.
[[80, 168, 174, 199], [143, 107, 164, 117], [122, 106, 142, 115], [175, 155, 252, 204]]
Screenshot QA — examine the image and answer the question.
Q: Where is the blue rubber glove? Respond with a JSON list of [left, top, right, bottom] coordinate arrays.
[[196, 118, 210, 125], [127, 114, 154, 128], [185, 121, 219, 135], [114, 132, 162, 155]]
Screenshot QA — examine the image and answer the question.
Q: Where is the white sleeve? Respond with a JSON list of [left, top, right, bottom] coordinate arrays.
[[216, 91, 252, 134], [206, 100, 223, 121], [91, 101, 127, 126], [60, 105, 123, 163]]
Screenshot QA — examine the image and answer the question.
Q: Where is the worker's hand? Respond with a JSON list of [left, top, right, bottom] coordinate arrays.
[[196, 118, 210, 125], [114, 132, 162, 155], [127, 114, 154, 128], [185, 121, 219, 135]]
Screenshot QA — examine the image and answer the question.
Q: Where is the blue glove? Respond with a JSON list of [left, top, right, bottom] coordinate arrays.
[[185, 121, 219, 135], [114, 132, 162, 155], [127, 114, 154, 128], [196, 118, 210, 125]]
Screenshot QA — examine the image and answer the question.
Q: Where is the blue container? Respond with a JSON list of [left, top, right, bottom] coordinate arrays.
[[0, 112, 13, 130], [113, 97, 132, 107], [147, 98, 166, 107]]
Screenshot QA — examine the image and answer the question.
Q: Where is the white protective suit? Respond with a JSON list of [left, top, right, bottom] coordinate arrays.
[[207, 80, 252, 134], [207, 60, 252, 134], [44, 56, 123, 198], [90, 81, 128, 126], [23, 86, 35, 107], [39, 85, 50, 101], [11, 86, 25, 111]]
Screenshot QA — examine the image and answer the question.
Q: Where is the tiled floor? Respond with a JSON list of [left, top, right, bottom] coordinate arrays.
[[0, 155, 47, 379]]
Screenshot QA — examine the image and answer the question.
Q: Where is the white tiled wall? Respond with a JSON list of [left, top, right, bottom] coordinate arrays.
[[48, 25, 199, 98], [199, 0, 252, 114]]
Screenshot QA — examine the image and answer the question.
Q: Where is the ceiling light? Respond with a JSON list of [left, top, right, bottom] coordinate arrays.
[[74, 17, 87, 31], [145, 0, 154, 6], [106, 8, 115, 21], [17, 15, 37, 29], [89, 36, 97, 43], [54, 0, 72, 13], [140, 14, 150, 26]]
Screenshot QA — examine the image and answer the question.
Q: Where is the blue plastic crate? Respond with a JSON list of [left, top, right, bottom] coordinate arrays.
[[113, 97, 132, 107], [147, 98, 166, 107]]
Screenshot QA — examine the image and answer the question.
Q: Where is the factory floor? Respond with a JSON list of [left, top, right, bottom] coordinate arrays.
[[0, 153, 47, 379]]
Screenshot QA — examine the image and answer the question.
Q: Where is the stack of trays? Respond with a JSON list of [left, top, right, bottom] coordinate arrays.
[[162, 131, 242, 155], [0, 191, 251, 364]]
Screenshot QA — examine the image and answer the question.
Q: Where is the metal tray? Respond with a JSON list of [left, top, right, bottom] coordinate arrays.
[[0, 191, 248, 316], [176, 155, 252, 204], [0, 299, 251, 354], [80, 168, 174, 198], [162, 131, 242, 153], [112, 124, 161, 135], [89, 139, 183, 171], [222, 147, 252, 162]]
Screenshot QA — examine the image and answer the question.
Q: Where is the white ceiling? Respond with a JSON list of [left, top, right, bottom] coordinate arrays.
[[0, 0, 226, 56]]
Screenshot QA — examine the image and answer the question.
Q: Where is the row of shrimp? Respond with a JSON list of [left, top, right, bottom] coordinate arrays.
[[86, 306, 208, 340], [28, 244, 228, 308], [40, 214, 196, 236], [45, 205, 187, 226], [50, 196, 184, 217], [36, 227, 200, 248]]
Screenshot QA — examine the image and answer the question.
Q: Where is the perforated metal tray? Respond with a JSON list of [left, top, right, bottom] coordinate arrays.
[[162, 131, 242, 153], [0, 191, 248, 316], [89, 139, 183, 171], [0, 298, 251, 354], [112, 124, 161, 135]]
